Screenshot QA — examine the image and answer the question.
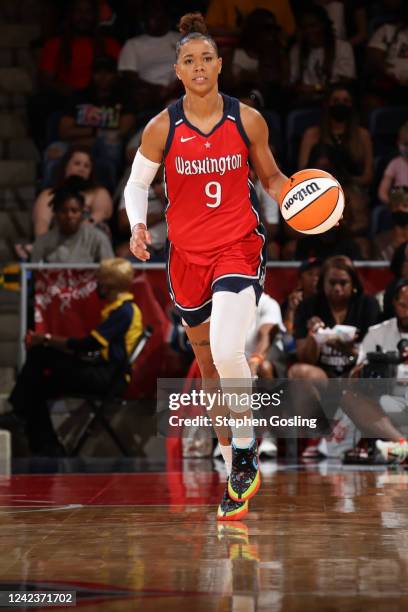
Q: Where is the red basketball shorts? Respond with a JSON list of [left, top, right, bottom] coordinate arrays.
[[167, 226, 266, 327]]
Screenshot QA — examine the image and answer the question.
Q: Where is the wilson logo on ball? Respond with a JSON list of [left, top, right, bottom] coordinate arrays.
[[283, 182, 320, 210], [279, 169, 345, 235]]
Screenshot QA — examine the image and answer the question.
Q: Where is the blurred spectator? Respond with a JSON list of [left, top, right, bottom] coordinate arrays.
[[378, 121, 408, 204], [291, 255, 380, 380], [289, 5, 356, 107], [0, 258, 142, 456], [313, 0, 368, 43], [33, 146, 113, 239], [205, 0, 295, 37], [298, 84, 373, 257], [343, 0, 369, 49], [39, 0, 120, 92], [380, 240, 408, 318], [245, 292, 286, 379], [365, 1, 408, 107], [315, 0, 347, 39], [375, 188, 408, 260], [118, 2, 180, 111], [114, 134, 167, 262], [29, 0, 121, 150], [43, 56, 135, 192], [224, 9, 289, 110], [31, 177, 114, 263], [281, 258, 321, 337], [299, 85, 373, 186]]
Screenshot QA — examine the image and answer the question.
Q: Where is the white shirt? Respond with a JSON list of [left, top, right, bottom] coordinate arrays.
[[254, 179, 279, 225], [232, 48, 259, 78], [290, 39, 356, 85], [358, 317, 408, 364], [118, 31, 179, 86], [368, 24, 408, 82], [245, 293, 285, 356]]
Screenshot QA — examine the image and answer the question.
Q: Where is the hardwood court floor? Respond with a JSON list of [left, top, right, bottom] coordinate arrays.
[[0, 465, 408, 611]]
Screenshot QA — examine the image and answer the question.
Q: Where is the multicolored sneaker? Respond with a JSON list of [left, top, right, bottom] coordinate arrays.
[[376, 439, 408, 464], [217, 481, 249, 521], [228, 440, 261, 502]]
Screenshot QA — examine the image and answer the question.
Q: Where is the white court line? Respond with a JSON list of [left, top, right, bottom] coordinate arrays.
[[0, 504, 83, 514]]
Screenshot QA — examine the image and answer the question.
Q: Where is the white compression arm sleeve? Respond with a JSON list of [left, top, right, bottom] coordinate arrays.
[[124, 149, 161, 230]]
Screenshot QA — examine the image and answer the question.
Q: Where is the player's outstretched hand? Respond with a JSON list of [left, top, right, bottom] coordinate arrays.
[[130, 224, 152, 261]]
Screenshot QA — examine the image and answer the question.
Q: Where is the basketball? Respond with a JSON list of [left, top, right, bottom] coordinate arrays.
[[279, 169, 345, 235]]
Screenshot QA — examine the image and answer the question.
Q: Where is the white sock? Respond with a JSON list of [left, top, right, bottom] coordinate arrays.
[[233, 437, 255, 449], [219, 443, 232, 475]]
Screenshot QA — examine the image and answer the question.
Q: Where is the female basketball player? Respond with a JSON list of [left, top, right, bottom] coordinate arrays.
[[125, 13, 288, 520]]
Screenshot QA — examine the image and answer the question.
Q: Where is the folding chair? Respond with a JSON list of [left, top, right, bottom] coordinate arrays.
[[68, 326, 153, 456]]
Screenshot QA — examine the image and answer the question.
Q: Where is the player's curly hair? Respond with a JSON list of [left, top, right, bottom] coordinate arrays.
[[98, 258, 133, 292], [176, 12, 218, 59]]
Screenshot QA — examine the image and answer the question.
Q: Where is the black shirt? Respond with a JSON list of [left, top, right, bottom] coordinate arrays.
[[294, 292, 380, 376]]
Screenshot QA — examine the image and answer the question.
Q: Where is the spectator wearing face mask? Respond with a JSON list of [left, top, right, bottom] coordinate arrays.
[[298, 84, 373, 258], [378, 121, 408, 205]]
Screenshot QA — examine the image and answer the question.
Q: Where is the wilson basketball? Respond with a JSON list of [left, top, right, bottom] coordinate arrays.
[[279, 169, 345, 234]]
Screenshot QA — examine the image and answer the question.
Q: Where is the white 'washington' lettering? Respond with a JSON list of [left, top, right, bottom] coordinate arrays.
[[175, 154, 242, 176]]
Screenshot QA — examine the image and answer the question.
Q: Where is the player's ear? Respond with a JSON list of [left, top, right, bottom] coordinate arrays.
[[174, 64, 181, 80], [218, 57, 222, 74]]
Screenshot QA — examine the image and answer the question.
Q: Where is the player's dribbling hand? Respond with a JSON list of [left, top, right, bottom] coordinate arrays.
[[130, 224, 152, 261]]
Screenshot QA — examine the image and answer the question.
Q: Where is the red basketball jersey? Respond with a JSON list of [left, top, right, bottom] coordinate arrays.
[[163, 94, 260, 257]]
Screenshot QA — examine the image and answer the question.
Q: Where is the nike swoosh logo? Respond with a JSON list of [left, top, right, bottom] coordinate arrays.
[[180, 136, 196, 143]]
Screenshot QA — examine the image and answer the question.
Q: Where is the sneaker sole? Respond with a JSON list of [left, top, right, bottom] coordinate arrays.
[[217, 501, 249, 521], [228, 470, 261, 503]]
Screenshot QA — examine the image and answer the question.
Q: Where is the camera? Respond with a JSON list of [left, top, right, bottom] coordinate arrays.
[[363, 340, 408, 378]]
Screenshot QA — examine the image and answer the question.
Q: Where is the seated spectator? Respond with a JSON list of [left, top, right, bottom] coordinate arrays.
[[365, 1, 408, 107], [33, 146, 113, 239], [29, 0, 121, 150], [298, 84, 373, 257], [355, 278, 408, 461], [378, 121, 408, 205], [31, 177, 114, 263], [381, 240, 408, 318], [289, 5, 356, 107], [299, 85, 374, 187], [375, 188, 408, 260], [224, 9, 289, 110], [291, 255, 380, 380], [281, 258, 321, 337], [315, 0, 368, 50], [43, 56, 135, 193], [205, 0, 295, 38], [118, 2, 181, 112], [245, 291, 286, 379], [0, 258, 142, 456]]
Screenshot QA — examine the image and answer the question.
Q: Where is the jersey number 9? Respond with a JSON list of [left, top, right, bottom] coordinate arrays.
[[205, 181, 221, 208]]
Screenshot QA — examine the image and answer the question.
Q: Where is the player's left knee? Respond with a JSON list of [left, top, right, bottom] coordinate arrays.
[[212, 345, 246, 377]]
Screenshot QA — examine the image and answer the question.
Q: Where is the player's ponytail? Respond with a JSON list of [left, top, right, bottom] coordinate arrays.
[[176, 13, 218, 59]]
